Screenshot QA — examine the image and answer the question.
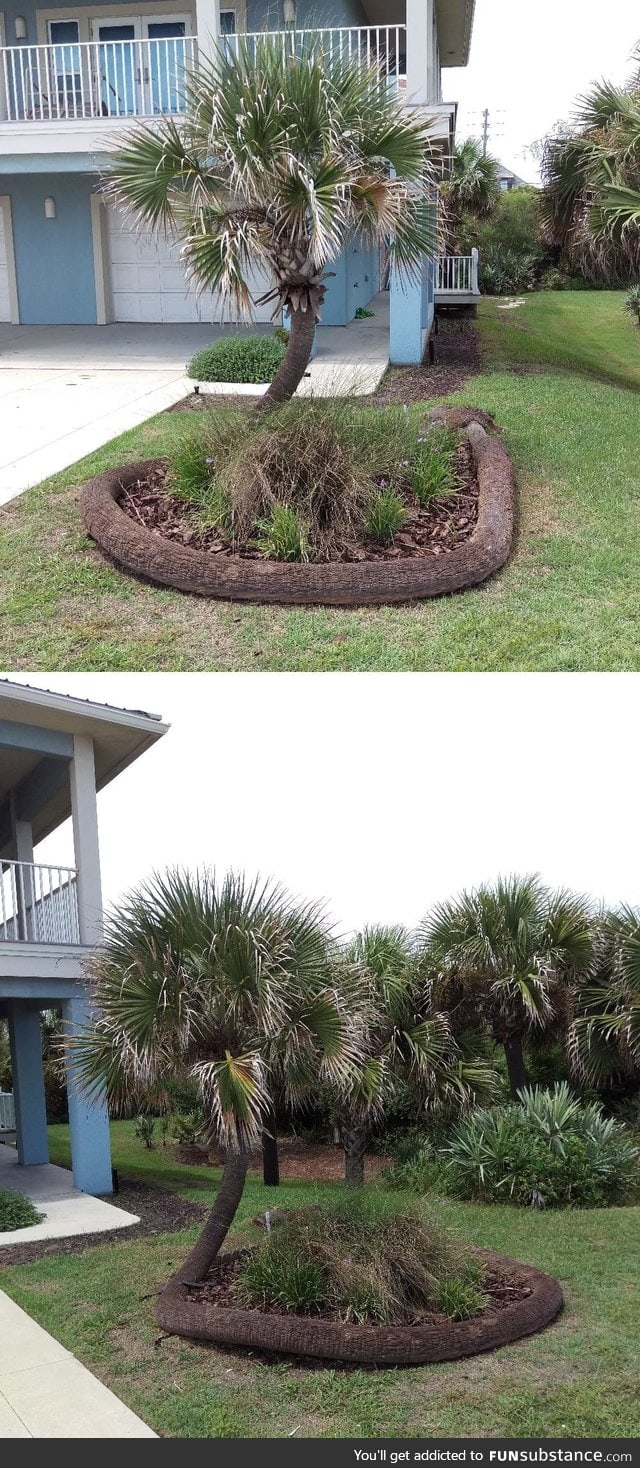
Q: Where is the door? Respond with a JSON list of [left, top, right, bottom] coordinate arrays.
[[145, 18, 189, 114], [91, 14, 191, 117], [91, 17, 140, 117]]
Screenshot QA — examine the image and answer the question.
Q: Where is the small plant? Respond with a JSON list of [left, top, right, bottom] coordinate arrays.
[[624, 285, 640, 328], [273, 325, 290, 346], [438, 1276, 487, 1321], [354, 306, 375, 319], [384, 1134, 439, 1194], [255, 504, 307, 562], [133, 1114, 156, 1149], [237, 1250, 328, 1314], [0, 1188, 42, 1232], [171, 1110, 204, 1146], [410, 428, 458, 503], [187, 335, 286, 384], [159, 1114, 170, 1147], [364, 488, 407, 544], [165, 430, 217, 504]]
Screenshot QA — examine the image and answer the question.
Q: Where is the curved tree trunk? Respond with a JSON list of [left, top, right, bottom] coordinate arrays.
[[174, 1148, 249, 1284], [504, 1036, 528, 1101], [341, 1113, 369, 1189], [257, 305, 317, 412], [262, 1108, 280, 1187]]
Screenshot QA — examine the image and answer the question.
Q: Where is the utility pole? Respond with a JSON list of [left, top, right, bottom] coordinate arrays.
[[481, 108, 490, 157]]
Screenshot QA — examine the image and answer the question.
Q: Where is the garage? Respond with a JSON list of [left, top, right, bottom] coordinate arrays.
[[105, 207, 274, 325], [0, 206, 12, 323]]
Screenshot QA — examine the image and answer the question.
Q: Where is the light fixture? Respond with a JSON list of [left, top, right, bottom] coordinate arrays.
[[283, 0, 296, 23], [44, 196, 56, 219], [14, 16, 27, 39]]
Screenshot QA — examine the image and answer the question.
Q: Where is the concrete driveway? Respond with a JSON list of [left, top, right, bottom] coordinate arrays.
[[0, 322, 224, 504], [0, 301, 389, 503]]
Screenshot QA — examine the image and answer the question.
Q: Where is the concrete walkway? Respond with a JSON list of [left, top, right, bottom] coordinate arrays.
[[0, 294, 389, 503], [0, 1291, 156, 1437], [0, 1145, 139, 1247]]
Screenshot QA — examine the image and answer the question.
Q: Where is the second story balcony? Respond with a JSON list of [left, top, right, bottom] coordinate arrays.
[[0, 26, 408, 129], [1, 859, 80, 945]]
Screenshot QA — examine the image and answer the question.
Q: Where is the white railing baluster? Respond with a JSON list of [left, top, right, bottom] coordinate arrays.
[[0, 861, 80, 945]]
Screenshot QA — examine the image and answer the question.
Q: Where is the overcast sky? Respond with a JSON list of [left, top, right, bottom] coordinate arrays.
[[10, 671, 640, 937], [442, 0, 640, 181]]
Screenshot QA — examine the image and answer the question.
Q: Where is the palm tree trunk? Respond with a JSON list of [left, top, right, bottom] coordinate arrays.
[[174, 1148, 249, 1284], [341, 1113, 369, 1189], [262, 1108, 280, 1187], [257, 305, 316, 412], [504, 1037, 528, 1101]]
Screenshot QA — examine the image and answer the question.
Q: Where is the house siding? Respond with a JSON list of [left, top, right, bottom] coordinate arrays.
[[0, 172, 98, 322], [2, 0, 367, 45]]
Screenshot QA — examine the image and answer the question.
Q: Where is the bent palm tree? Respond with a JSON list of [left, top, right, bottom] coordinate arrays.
[[569, 905, 640, 1087], [69, 869, 360, 1287], [421, 875, 594, 1100], [338, 924, 498, 1185], [106, 37, 437, 408]]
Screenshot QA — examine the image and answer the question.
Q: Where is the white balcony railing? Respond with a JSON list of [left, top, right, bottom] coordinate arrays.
[[0, 26, 406, 124], [0, 1092, 16, 1131], [0, 861, 80, 945], [435, 249, 480, 298]]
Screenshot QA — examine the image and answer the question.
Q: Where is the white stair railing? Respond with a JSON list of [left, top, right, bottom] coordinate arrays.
[[435, 254, 480, 296], [0, 861, 80, 945]]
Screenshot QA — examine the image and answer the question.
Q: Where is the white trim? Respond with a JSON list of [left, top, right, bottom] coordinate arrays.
[[90, 192, 111, 324], [0, 197, 20, 325]]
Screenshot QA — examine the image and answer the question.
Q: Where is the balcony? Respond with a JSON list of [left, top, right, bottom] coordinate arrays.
[[0, 861, 80, 946], [0, 27, 406, 128], [435, 249, 480, 307]]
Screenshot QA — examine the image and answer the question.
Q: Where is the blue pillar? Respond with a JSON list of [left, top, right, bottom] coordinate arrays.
[[8, 1002, 49, 1166], [63, 995, 113, 1195], [389, 254, 434, 365]]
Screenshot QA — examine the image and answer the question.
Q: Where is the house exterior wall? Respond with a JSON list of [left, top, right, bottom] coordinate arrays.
[[0, 171, 98, 321], [1, 0, 367, 45]]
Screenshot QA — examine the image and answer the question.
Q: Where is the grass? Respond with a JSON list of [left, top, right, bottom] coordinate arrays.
[[0, 1120, 638, 1438], [1, 292, 640, 671]]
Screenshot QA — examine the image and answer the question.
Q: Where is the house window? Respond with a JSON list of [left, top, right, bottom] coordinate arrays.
[[220, 10, 236, 33]]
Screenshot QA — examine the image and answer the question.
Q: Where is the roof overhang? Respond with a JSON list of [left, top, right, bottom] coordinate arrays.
[[0, 681, 169, 852], [436, 0, 476, 67]]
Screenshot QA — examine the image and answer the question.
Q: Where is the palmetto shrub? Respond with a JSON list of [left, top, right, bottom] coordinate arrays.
[[0, 1188, 42, 1232], [625, 285, 640, 328], [187, 335, 286, 384], [442, 1084, 639, 1209], [234, 1193, 484, 1324]]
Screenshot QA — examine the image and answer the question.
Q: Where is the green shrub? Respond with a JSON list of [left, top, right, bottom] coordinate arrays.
[[383, 1134, 440, 1194], [625, 285, 640, 328], [364, 488, 407, 544], [171, 1110, 204, 1145], [443, 1084, 639, 1209], [255, 504, 307, 562], [410, 428, 458, 502], [187, 335, 285, 384], [234, 1193, 484, 1324], [165, 427, 218, 503], [133, 1114, 156, 1149], [0, 1188, 42, 1232]]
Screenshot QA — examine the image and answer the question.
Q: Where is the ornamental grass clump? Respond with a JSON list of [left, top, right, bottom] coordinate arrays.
[[234, 1193, 485, 1324], [443, 1083, 639, 1209]]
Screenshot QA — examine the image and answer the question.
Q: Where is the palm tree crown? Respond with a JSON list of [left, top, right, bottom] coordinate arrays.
[[420, 874, 594, 1099], [107, 37, 438, 406], [570, 905, 640, 1086]]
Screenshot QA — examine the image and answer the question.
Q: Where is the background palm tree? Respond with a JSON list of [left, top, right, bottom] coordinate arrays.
[[421, 875, 594, 1100], [70, 869, 360, 1287], [570, 906, 640, 1088], [107, 37, 438, 409], [440, 137, 500, 248], [337, 924, 498, 1186], [541, 53, 640, 281]]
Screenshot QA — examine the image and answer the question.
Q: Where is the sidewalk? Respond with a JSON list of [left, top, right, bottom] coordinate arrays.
[[0, 1290, 156, 1438]]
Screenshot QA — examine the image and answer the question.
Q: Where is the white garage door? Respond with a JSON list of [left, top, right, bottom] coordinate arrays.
[[0, 209, 11, 323], [106, 209, 274, 324]]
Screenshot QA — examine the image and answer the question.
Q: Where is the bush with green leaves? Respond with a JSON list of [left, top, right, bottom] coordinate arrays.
[[625, 286, 640, 328], [458, 188, 552, 296], [171, 1110, 205, 1146], [234, 1194, 485, 1324], [442, 1084, 639, 1209], [0, 1188, 42, 1232], [187, 335, 286, 384], [133, 1114, 156, 1149]]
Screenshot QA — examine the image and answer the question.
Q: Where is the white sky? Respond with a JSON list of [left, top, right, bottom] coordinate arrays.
[[442, 0, 640, 181], [10, 671, 640, 936]]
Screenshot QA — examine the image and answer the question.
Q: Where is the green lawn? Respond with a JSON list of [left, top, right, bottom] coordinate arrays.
[[1, 292, 640, 671], [0, 1121, 639, 1439]]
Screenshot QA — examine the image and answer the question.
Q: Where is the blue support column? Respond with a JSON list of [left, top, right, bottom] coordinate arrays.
[[7, 1002, 49, 1166], [389, 253, 435, 365], [63, 995, 113, 1195]]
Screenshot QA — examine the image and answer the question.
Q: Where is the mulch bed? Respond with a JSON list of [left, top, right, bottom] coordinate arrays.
[[372, 314, 481, 405], [118, 439, 478, 565], [0, 1179, 207, 1267]]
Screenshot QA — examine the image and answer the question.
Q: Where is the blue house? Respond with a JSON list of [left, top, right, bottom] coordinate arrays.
[[0, 679, 167, 1195], [0, 0, 475, 362]]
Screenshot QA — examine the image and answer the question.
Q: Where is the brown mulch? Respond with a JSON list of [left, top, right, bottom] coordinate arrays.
[[372, 314, 481, 405], [186, 1250, 532, 1325], [0, 1179, 207, 1267], [118, 439, 478, 564]]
